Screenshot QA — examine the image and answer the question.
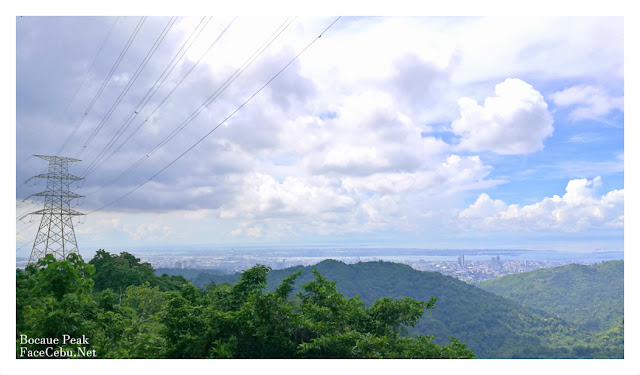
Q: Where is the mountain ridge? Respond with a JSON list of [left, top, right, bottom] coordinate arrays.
[[479, 260, 623, 331], [157, 259, 623, 358]]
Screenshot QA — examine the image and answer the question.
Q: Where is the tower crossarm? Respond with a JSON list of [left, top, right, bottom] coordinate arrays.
[[23, 191, 85, 201], [33, 172, 84, 181], [34, 154, 82, 163], [28, 208, 86, 216]]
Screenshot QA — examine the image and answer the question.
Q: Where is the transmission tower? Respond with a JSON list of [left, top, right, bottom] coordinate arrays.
[[21, 155, 85, 264]]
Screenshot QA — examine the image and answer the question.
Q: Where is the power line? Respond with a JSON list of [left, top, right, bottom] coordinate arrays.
[[78, 17, 211, 179], [48, 17, 120, 140], [74, 16, 178, 159], [83, 17, 295, 195], [79, 16, 217, 179], [15, 201, 36, 221], [56, 17, 147, 156], [16, 220, 37, 237], [88, 17, 341, 214], [82, 17, 240, 181], [16, 242, 32, 252], [18, 18, 119, 177]]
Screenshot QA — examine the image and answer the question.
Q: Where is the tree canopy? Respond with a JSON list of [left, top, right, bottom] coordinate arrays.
[[16, 251, 474, 359]]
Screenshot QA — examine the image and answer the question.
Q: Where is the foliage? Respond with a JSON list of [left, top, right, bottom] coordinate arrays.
[[183, 259, 623, 358], [90, 250, 190, 294], [502, 320, 623, 359], [265, 260, 574, 358], [155, 267, 239, 287], [18, 252, 622, 359], [293, 270, 473, 359], [479, 261, 623, 331], [16, 254, 98, 357], [158, 265, 474, 358], [16, 251, 473, 359]]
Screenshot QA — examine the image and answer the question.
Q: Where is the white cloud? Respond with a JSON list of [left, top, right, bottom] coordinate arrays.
[[549, 85, 624, 121], [187, 186, 214, 197], [451, 78, 554, 155], [218, 173, 357, 220], [182, 209, 212, 221], [15, 17, 624, 247], [450, 17, 623, 84], [341, 154, 501, 195], [123, 216, 176, 241], [266, 89, 452, 180], [298, 17, 458, 90], [217, 151, 505, 238], [548, 153, 624, 179], [321, 145, 390, 172], [459, 176, 624, 232], [459, 193, 506, 219], [230, 223, 264, 238], [568, 133, 599, 143]]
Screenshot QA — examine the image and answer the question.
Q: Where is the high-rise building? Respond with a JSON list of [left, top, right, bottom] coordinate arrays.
[[458, 254, 465, 268]]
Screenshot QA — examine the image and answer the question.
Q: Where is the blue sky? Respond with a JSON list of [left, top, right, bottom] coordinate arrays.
[[14, 16, 624, 256]]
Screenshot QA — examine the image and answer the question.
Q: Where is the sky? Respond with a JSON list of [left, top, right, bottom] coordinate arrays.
[[14, 16, 625, 257]]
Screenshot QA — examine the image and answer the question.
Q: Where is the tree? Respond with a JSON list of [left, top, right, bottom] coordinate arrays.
[[295, 270, 474, 358], [93, 283, 168, 358], [89, 250, 189, 295], [16, 254, 98, 357], [159, 266, 475, 358], [89, 250, 157, 293], [17, 252, 475, 359]]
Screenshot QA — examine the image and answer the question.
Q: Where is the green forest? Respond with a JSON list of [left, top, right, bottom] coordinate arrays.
[[16, 251, 474, 359], [16, 250, 623, 359], [479, 261, 623, 331], [160, 258, 624, 358]]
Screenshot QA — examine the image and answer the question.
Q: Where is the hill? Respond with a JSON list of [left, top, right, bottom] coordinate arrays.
[[156, 267, 238, 286], [184, 259, 613, 358], [479, 260, 623, 331], [18, 251, 622, 358], [16, 253, 475, 359]]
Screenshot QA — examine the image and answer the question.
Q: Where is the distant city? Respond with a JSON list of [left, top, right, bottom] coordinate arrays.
[[16, 247, 621, 284]]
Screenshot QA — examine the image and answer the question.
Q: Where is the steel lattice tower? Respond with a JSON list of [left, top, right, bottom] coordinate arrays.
[[24, 155, 85, 264]]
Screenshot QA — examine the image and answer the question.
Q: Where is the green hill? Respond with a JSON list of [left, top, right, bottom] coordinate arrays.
[[479, 260, 623, 331], [156, 267, 238, 286], [187, 259, 614, 358], [16, 253, 475, 359], [168, 260, 624, 358], [19, 252, 622, 358]]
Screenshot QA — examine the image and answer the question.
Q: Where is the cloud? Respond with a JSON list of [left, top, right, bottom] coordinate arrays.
[[451, 17, 623, 84], [459, 176, 623, 232], [451, 78, 554, 155], [218, 173, 357, 220], [267, 89, 450, 178], [516, 153, 624, 180], [341, 154, 502, 195], [123, 218, 176, 241], [459, 193, 506, 219], [230, 223, 264, 238], [321, 145, 391, 173], [549, 85, 624, 121], [304, 90, 429, 176], [216, 151, 505, 238], [568, 133, 599, 143], [556, 154, 624, 179], [15, 17, 624, 247]]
